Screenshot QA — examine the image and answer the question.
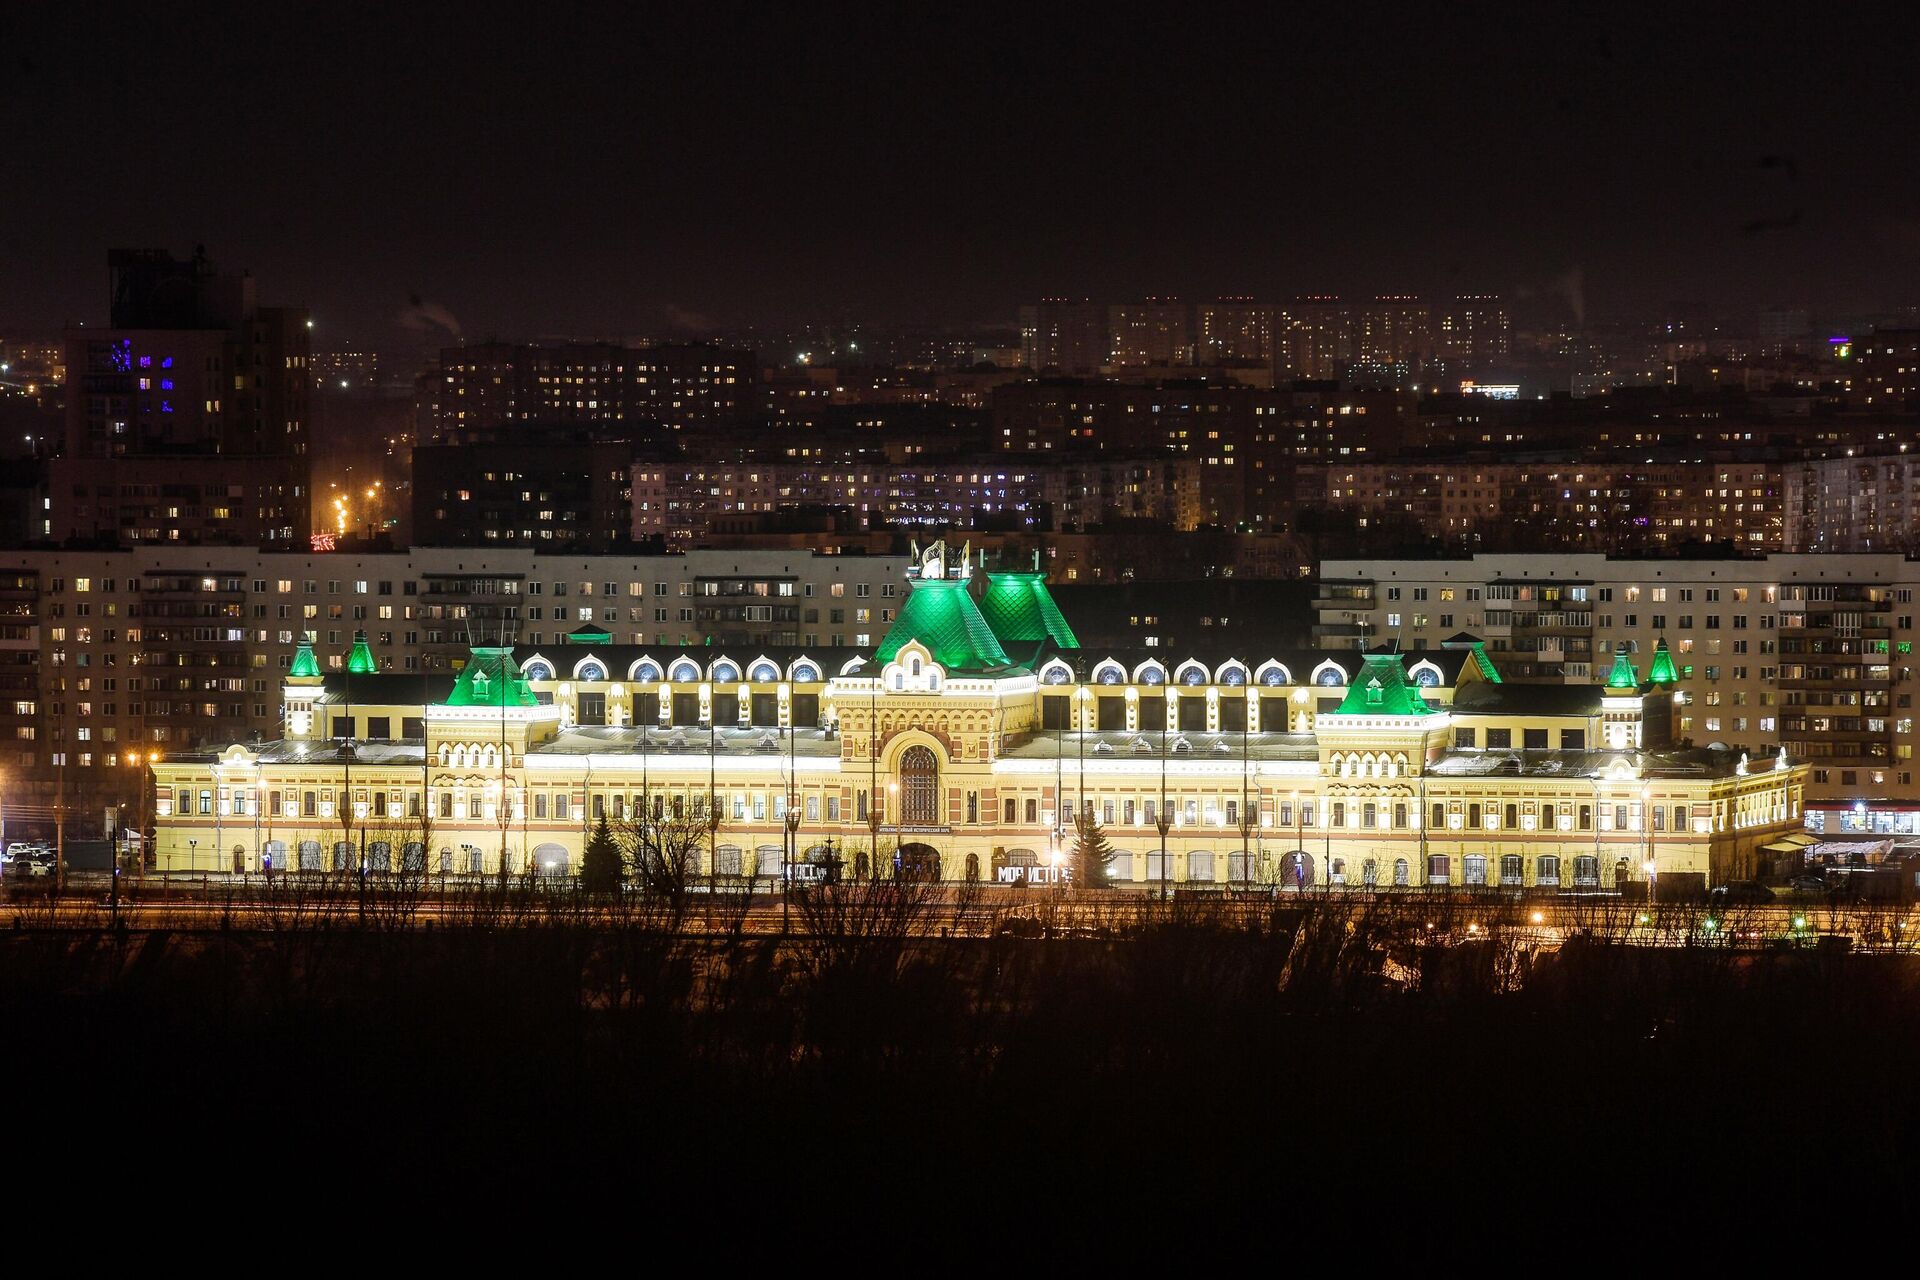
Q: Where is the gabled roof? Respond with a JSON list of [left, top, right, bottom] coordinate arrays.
[[1329, 652, 1437, 716], [444, 646, 539, 707], [1466, 642, 1503, 685], [875, 577, 1012, 672], [979, 571, 1081, 651]]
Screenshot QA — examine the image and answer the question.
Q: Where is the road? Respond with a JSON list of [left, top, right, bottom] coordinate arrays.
[[3, 873, 1912, 949]]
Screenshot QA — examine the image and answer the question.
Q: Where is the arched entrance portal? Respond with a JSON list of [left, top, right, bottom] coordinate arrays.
[[532, 843, 570, 877], [1280, 850, 1314, 889], [898, 745, 940, 826], [893, 841, 942, 882]]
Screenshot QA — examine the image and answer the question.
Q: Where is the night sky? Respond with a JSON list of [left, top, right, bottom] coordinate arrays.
[[6, 3, 1918, 344]]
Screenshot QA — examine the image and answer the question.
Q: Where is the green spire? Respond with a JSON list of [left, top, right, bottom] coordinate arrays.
[[444, 646, 539, 707], [979, 571, 1081, 650], [875, 578, 1011, 671], [1647, 637, 1678, 685], [1331, 653, 1436, 716], [346, 629, 377, 674], [1605, 648, 1639, 690], [289, 633, 321, 678]]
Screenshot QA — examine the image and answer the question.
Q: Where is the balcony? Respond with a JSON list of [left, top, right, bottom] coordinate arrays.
[[1314, 582, 1375, 610]]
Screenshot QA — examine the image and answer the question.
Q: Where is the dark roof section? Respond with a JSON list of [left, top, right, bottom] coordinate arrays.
[[313, 674, 458, 706], [1452, 682, 1606, 718]]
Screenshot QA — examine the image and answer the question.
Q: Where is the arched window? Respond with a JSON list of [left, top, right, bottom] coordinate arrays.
[[1317, 667, 1344, 687], [712, 661, 739, 682], [577, 661, 606, 682], [523, 660, 553, 681], [791, 662, 819, 682], [633, 660, 662, 682], [671, 660, 700, 682], [751, 662, 779, 682], [899, 745, 940, 826]]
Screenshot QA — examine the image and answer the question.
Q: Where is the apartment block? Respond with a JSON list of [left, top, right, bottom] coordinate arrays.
[[1316, 553, 1920, 803], [3, 546, 909, 803]]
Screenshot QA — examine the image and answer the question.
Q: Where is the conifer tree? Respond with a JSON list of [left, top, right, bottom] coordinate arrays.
[[581, 813, 623, 894], [1071, 811, 1115, 888]]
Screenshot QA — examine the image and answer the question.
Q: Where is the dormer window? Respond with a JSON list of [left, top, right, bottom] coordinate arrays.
[[911, 657, 922, 676], [1366, 679, 1383, 706]]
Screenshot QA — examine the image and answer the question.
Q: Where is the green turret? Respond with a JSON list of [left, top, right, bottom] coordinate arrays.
[[1605, 648, 1639, 690], [1647, 637, 1679, 685], [289, 633, 321, 678], [346, 629, 377, 674]]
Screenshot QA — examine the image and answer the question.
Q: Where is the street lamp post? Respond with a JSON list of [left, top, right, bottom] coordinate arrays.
[[1642, 783, 1656, 903], [1156, 709, 1171, 901]]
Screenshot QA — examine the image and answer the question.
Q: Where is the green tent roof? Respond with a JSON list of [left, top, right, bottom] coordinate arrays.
[[1330, 652, 1436, 716], [978, 571, 1080, 650], [346, 629, 377, 674], [443, 646, 539, 707], [566, 626, 613, 645], [289, 635, 321, 678], [1647, 638, 1678, 685], [1605, 648, 1639, 690], [875, 578, 1011, 672]]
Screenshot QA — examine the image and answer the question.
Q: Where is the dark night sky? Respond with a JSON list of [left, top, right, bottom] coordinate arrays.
[[5, 2, 1918, 346]]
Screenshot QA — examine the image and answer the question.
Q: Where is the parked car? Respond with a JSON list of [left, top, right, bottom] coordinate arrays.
[[1709, 881, 1776, 904], [1786, 875, 1831, 894], [8, 850, 53, 877]]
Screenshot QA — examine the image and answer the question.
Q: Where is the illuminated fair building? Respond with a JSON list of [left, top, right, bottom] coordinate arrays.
[[151, 543, 1806, 892]]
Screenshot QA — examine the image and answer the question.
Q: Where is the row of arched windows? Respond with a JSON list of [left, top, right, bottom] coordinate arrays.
[[519, 655, 823, 685]]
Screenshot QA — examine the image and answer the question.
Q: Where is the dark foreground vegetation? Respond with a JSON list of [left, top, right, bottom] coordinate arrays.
[[7, 882, 1917, 1261]]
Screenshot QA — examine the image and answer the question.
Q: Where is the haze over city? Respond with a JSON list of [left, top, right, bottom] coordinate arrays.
[[7, 5, 1919, 345]]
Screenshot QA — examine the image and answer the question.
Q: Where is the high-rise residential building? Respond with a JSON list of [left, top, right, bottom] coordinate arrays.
[[54, 248, 312, 544], [1315, 552, 1920, 805], [1854, 329, 1920, 411], [1317, 457, 1788, 554], [1433, 295, 1512, 369], [412, 430, 636, 551], [1194, 300, 1281, 370], [1018, 300, 1109, 373], [629, 455, 1205, 542], [428, 340, 753, 444], [1105, 300, 1193, 367]]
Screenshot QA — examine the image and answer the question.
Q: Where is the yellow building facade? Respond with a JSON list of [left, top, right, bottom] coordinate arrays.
[[152, 552, 1806, 891]]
